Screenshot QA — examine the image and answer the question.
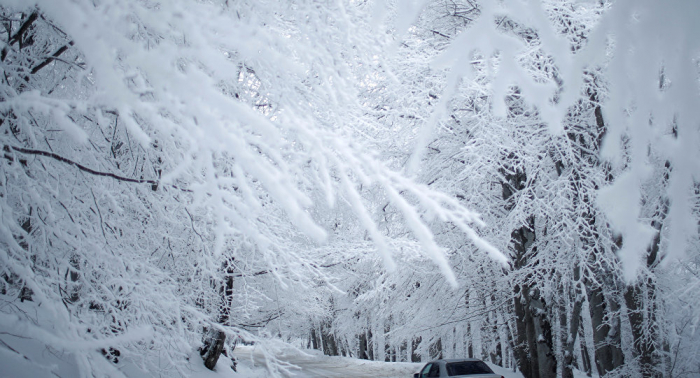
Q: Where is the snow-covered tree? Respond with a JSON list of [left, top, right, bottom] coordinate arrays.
[[1, 1, 698, 377], [0, 0, 502, 376]]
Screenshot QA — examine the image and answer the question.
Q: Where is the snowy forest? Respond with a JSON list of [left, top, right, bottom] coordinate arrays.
[[0, 0, 699, 377]]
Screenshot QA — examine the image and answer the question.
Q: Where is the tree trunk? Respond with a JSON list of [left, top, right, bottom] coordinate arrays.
[[66, 254, 81, 303], [411, 337, 421, 362], [513, 284, 535, 378], [624, 284, 660, 378], [562, 270, 584, 378], [200, 260, 235, 370], [201, 328, 226, 370], [310, 325, 319, 350], [586, 285, 624, 376], [384, 322, 391, 362], [358, 332, 368, 359], [579, 324, 593, 377], [494, 300, 508, 368], [430, 338, 443, 360], [18, 214, 34, 302], [513, 282, 557, 378], [529, 289, 557, 378], [510, 214, 558, 378], [624, 219, 664, 378], [321, 321, 339, 356], [367, 329, 374, 360]]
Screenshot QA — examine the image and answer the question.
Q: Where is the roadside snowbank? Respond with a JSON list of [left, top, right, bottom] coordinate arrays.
[[0, 296, 525, 378]]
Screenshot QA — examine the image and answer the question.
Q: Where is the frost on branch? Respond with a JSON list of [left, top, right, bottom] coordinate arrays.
[[431, 0, 700, 280], [0, 1, 497, 375]]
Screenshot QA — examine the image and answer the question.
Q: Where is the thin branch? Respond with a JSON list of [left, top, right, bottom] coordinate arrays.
[[7, 145, 159, 187], [90, 188, 108, 244], [430, 29, 450, 39], [185, 207, 205, 245], [39, 14, 68, 39], [30, 41, 76, 75], [236, 311, 284, 329], [231, 262, 341, 278], [8, 11, 38, 46]]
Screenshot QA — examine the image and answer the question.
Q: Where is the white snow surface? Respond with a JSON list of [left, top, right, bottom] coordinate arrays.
[[231, 345, 525, 378], [0, 327, 527, 378]]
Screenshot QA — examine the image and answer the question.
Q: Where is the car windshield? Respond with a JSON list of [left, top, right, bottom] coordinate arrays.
[[445, 361, 494, 376]]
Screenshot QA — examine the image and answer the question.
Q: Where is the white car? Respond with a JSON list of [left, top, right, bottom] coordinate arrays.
[[413, 359, 504, 378]]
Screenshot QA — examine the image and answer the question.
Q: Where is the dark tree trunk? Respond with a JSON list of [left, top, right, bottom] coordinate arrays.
[[466, 323, 473, 359], [513, 284, 535, 378], [311, 325, 319, 350], [367, 329, 374, 360], [501, 162, 558, 378], [579, 322, 593, 377], [66, 254, 80, 303], [340, 337, 348, 357], [510, 223, 557, 378], [524, 302, 540, 378], [624, 284, 660, 378], [430, 338, 443, 360], [586, 285, 624, 376], [411, 337, 422, 362], [562, 268, 584, 378], [18, 214, 34, 302], [201, 328, 226, 370], [529, 289, 557, 378], [358, 332, 368, 360], [321, 321, 339, 356], [624, 218, 664, 378], [385, 323, 391, 362], [200, 259, 235, 370]]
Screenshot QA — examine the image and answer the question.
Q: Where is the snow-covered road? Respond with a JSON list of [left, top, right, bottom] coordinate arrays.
[[232, 345, 524, 378], [233, 345, 418, 377]]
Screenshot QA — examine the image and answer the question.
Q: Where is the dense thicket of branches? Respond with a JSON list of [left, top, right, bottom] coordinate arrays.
[[0, 1, 698, 378], [296, 2, 700, 378]]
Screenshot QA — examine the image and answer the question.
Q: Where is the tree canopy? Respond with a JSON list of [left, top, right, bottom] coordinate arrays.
[[1, 1, 698, 377]]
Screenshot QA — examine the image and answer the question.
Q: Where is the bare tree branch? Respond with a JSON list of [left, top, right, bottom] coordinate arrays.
[[7, 145, 159, 188], [30, 41, 74, 75], [8, 11, 38, 47]]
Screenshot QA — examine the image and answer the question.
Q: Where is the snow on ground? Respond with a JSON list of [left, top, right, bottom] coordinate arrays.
[[0, 327, 530, 378], [0, 323, 235, 378], [0, 318, 560, 378], [233, 345, 417, 378], [232, 345, 526, 378], [0, 296, 527, 378]]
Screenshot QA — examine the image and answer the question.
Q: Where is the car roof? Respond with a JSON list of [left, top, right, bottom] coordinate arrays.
[[428, 358, 484, 364]]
